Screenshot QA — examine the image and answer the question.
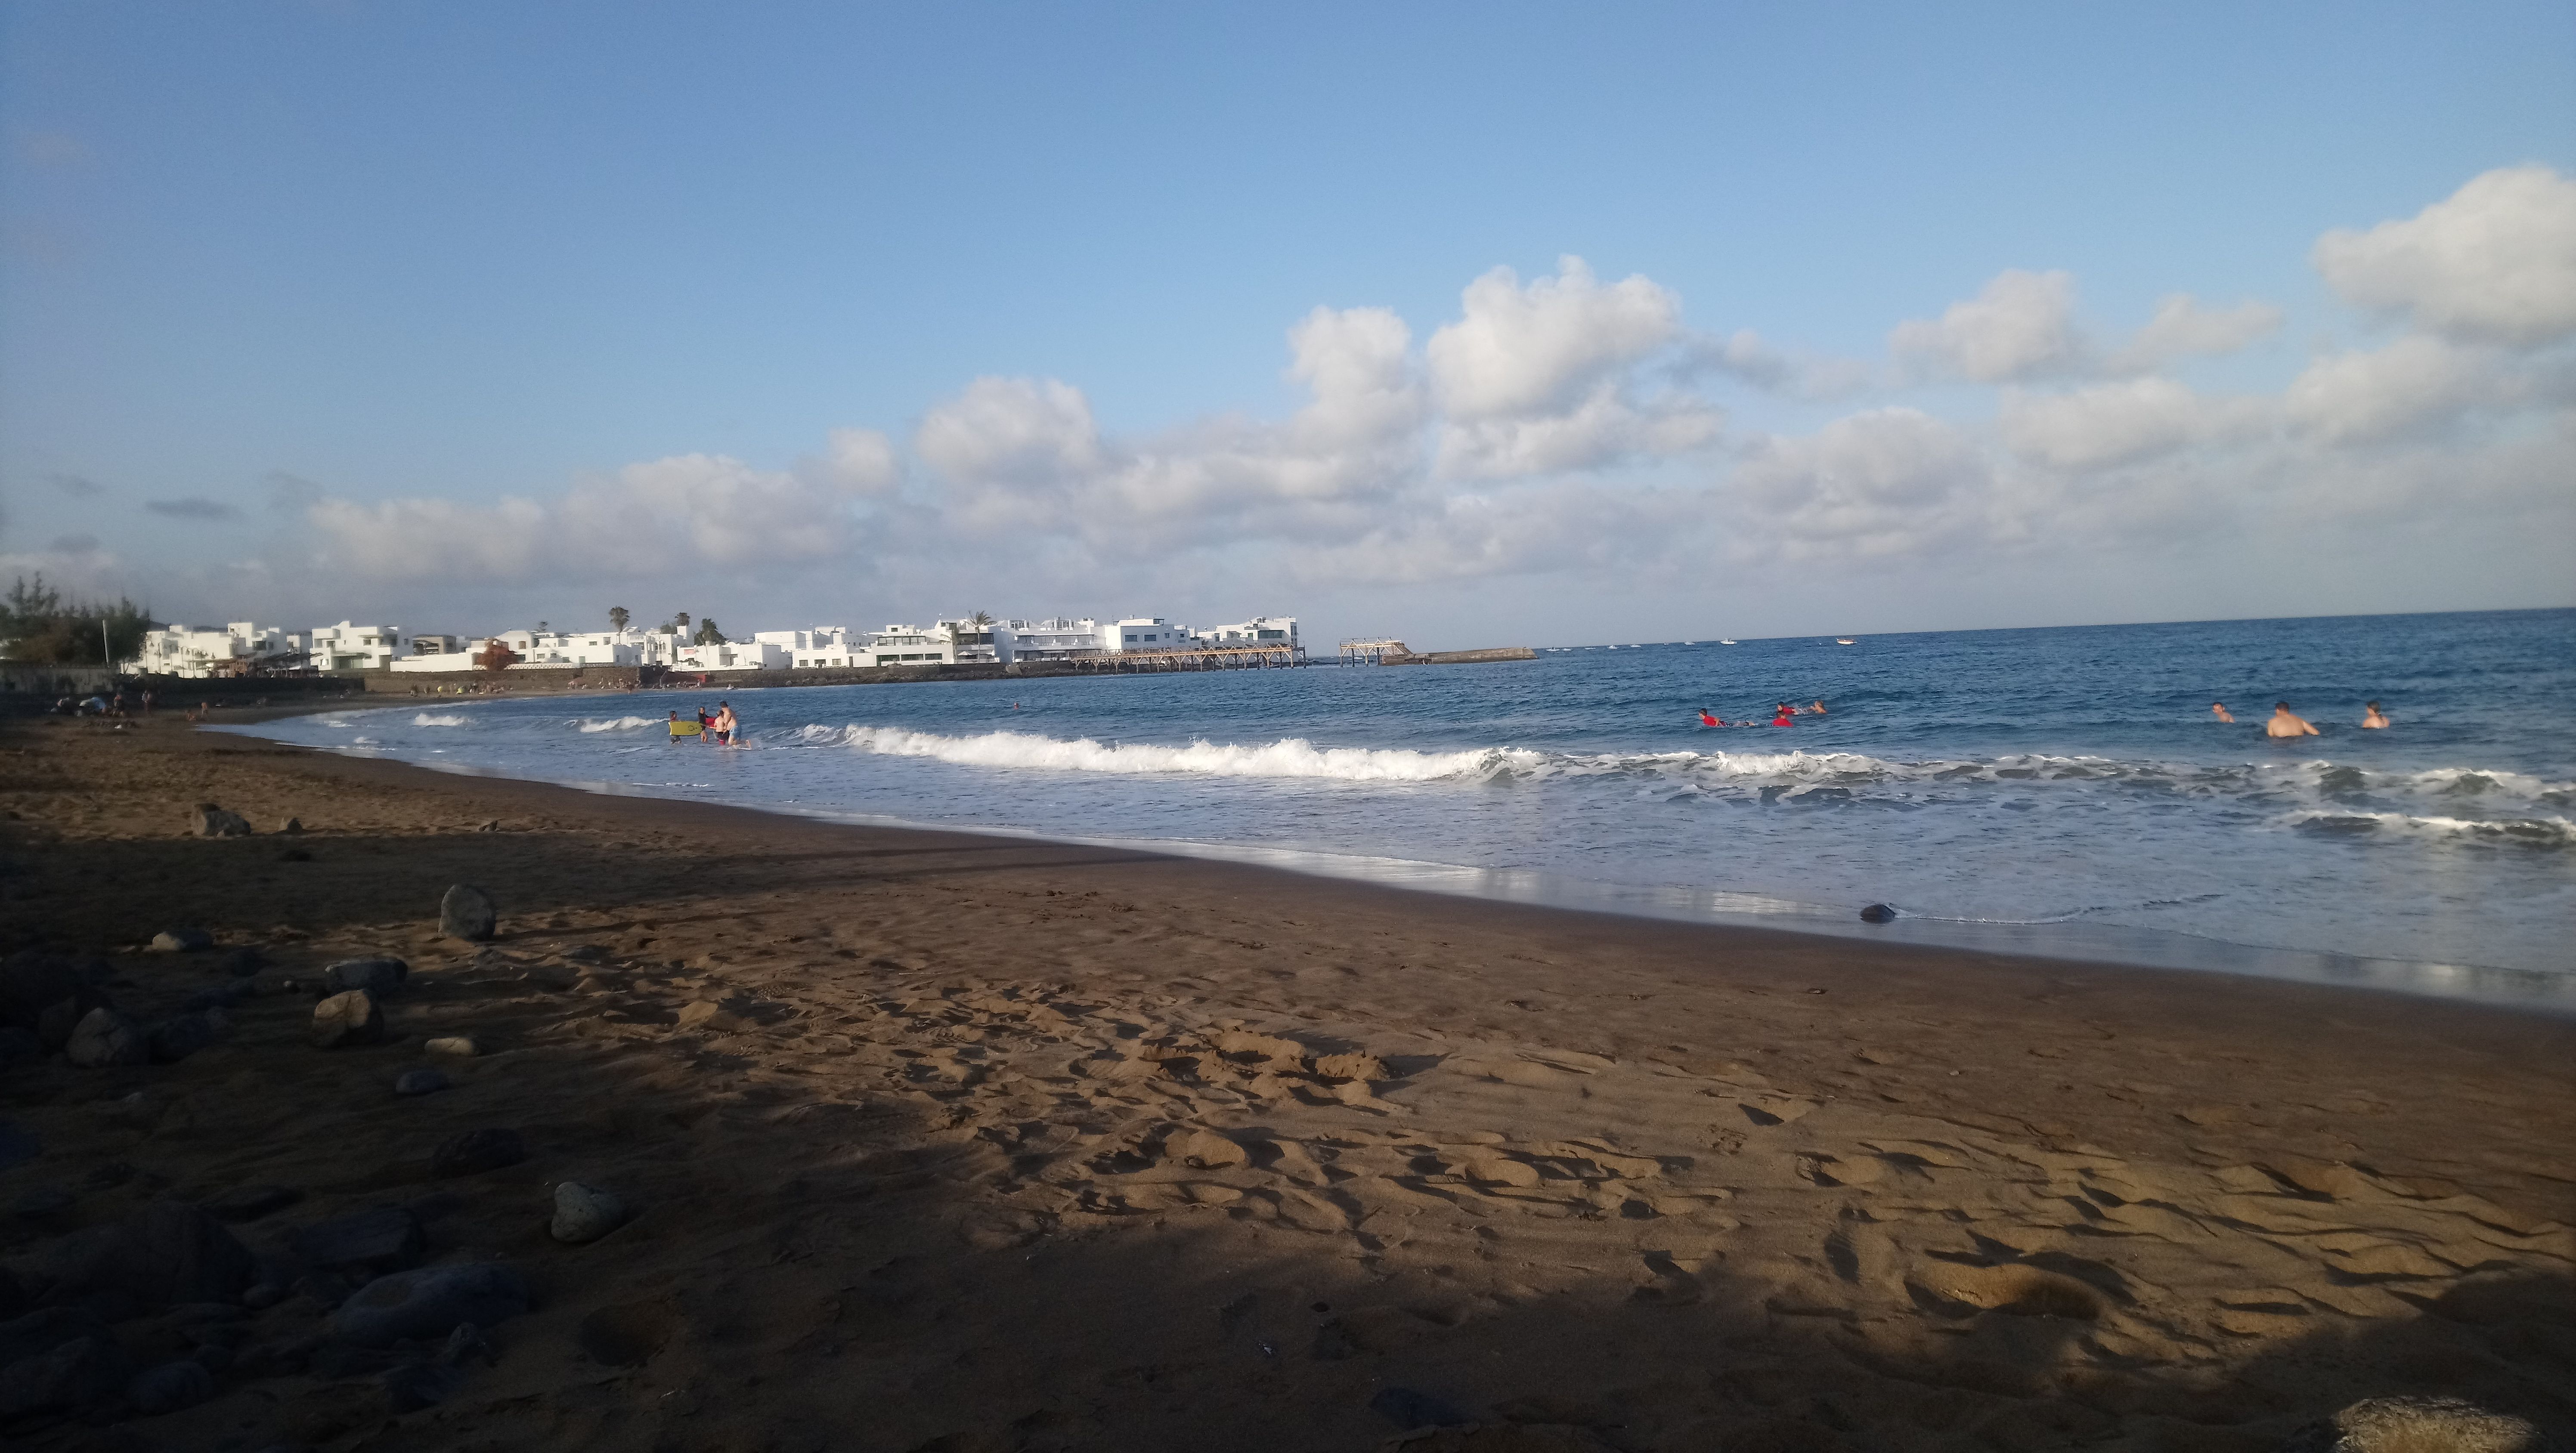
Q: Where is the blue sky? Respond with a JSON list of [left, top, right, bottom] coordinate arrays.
[[4, 1, 2571, 646]]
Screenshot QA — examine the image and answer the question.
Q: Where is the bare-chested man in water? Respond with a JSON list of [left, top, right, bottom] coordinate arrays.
[[2211, 702, 2235, 723], [2362, 701, 2392, 729], [2266, 702, 2319, 739]]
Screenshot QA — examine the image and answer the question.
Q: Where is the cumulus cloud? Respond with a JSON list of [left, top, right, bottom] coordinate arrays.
[[819, 427, 903, 496], [1680, 329, 1875, 400], [2283, 335, 2506, 445], [1427, 257, 1721, 477], [1999, 378, 2272, 470], [1729, 408, 1990, 557], [2313, 164, 2576, 347], [2109, 294, 2285, 371], [1890, 269, 2085, 383], [145, 497, 244, 521], [305, 447, 879, 584]]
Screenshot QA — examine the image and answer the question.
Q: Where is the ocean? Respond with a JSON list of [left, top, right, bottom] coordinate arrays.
[[230, 608, 2575, 1008]]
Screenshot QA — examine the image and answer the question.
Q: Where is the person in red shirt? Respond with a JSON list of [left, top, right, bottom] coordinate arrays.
[[1771, 702, 1795, 726], [1698, 708, 1724, 727]]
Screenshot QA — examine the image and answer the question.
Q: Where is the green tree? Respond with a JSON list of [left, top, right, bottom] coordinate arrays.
[[608, 606, 631, 633], [693, 618, 727, 645], [0, 575, 156, 665], [968, 609, 994, 627], [670, 611, 692, 635]]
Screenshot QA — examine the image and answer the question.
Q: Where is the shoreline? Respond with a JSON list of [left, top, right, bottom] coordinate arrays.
[[220, 691, 2573, 1014], [1, 711, 2570, 1448]]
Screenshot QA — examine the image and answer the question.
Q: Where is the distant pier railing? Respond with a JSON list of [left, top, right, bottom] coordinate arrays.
[[1074, 643, 1306, 671], [1339, 639, 1535, 667]]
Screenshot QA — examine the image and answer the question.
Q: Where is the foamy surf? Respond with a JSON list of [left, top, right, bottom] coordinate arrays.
[[579, 716, 659, 733], [411, 713, 471, 726], [811, 724, 1505, 782]]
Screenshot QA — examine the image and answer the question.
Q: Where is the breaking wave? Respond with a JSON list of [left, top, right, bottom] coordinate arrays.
[[807, 725, 1502, 781], [411, 713, 471, 726], [579, 716, 659, 733]]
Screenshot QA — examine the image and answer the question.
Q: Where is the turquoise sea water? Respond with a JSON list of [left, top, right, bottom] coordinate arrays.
[[233, 609, 2575, 1007]]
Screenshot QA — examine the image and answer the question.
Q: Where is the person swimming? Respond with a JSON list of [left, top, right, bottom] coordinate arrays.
[[1771, 702, 1795, 727], [1698, 708, 1724, 727], [2362, 700, 2392, 729], [1808, 700, 1827, 716], [2211, 702, 2235, 723], [2265, 701, 2319, 739]]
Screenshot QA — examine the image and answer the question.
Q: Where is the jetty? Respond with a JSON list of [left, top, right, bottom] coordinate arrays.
[[1338, 639, 1536, 667]]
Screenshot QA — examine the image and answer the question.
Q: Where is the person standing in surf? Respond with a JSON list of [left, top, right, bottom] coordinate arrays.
[[2265, 702, 2319, 739]]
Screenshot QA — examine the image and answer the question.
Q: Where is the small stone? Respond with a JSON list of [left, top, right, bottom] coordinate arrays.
[[288, 1206, 426, 1274], [66, 1006, 148, 1068], [674, 1000, 723, 1031], [422, 1035, 479, 1058], [311, 990, 384, 1048], [550, 1182, 628, 1244], [125, 1357, 215, 1416], [148, 1011, 223, 1063], [189, 804, 252, 838], [206, 1184, 302, 1222], [396, 1068, 452, 1097], [1858, 903, 1897, 923], [431, 1127, 527, 1178], [328, 1262, 530, 1348], [324, 956, 409, 998], [281, 816, 304, 834], [149, 927, 214, 953], [440, 884, 498, 942]]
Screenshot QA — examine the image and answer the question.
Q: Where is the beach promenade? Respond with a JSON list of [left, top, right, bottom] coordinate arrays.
[[0, 711, 2568, 1450]]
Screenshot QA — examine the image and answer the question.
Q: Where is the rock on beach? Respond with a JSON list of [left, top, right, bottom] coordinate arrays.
[[440, 884, 498, 942], [65, 1007, 147, 1068], [189, 804, 252, 838], [550, 1182, 628, 1244], [310, 990, 385, 1049], [329, 1262, 531, 1348], [148, 927, 214, 953], [324, 956, 409, 998]]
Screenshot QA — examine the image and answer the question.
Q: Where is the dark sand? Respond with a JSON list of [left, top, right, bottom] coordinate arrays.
[[1, 711, 2570, 1451]]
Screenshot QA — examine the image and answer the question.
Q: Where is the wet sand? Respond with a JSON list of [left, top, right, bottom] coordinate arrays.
[[1, 711, 2570, 1451]]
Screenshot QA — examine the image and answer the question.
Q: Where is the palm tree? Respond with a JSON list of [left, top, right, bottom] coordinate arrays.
[[671, 611, 691, 635], [967, 609, 994, 627], [609, 606, 630, 633], [694, 618, 726, 645]]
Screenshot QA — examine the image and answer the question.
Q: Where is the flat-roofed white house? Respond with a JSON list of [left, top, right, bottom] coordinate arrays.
[[673, 639, 788, 671], [125, 621, 303, 677], [866, 624, 963, 667], [1196, 616, 1299, 648], [758, 627, 867, 669], [1111, 617, 1191, 653], [307, 622, 407, 673]]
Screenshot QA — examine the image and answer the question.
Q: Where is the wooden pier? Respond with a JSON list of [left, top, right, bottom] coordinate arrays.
[[1338, 639, 1536, 667], [1072, 643, 1306, 671]]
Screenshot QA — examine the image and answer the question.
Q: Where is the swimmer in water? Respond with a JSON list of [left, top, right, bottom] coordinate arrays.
[[2211, 702, 2235, 723], [2265, 701, 2319, 739], [1809, 700, 1827, 716], [1771, 702, 1795, 727], [1698, 707, 1724, 727], [2362, 700, 2391, 729]]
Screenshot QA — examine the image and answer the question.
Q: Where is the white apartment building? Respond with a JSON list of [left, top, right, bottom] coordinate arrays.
[[674, 639, 788, 671], [1112, 618, 1190, 652], [1002, 617, 1108, 662], [866, 623, 960, 667], [758, 627, 867, 670], [307, 622, 407, 673], [1196, 616, 1299, 648], [125, 621, 303, 678]]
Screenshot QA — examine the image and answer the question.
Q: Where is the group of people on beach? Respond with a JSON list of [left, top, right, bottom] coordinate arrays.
[[2213, 700, 2393, 737], [669, 702, 741, 745], [1696, 700, 1826, 728]]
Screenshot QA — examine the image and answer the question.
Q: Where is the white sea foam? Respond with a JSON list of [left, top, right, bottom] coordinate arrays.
[[579, 716, 658, 733], [819, 725, 1502, 781], [411, 713, 471, 726], [2287, 809, 2573, 848]]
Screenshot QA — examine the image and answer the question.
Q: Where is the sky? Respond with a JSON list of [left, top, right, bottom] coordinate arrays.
[[3, 2, 2572, 650]]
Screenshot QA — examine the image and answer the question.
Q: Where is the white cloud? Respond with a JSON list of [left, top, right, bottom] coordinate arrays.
[[2313, 164, 2576, 347], [1426, 257, 1721, 477], [1890, 269, 2084, 383], [2109, 294, 2284, 371], [820, 428, 902, 496], [2000, 377, 2271, 470], [306, 448, 876, 584], [1683, 329, 1876, 400], [2283, 335, 2504, 445], [1730, 408, 1990, 557]]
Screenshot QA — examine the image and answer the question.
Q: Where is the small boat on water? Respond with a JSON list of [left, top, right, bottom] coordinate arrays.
[[1718, 639, 1737, 645], [1836, 637, 1857, 645]]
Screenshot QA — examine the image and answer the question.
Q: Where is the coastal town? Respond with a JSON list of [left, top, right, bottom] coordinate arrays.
[[119, 612, 1304, 678]]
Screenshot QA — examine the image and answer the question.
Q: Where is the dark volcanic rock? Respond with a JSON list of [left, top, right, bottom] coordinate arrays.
[[205, 1184, 301, 1223], [439, 884, 498, 942], [323, 956, 409, 998], [430, 1128, 527, 1178], [310, 989, 384, 1048], [1858, 902, 1897, 923], [125, 1357, 215, 1415], [0, 1327, 130, 1420], [66, 1006, 148, 1068], [329, 1262, 530, 1348], [189, 803, 252, 838], [4, 1201, 256, 1309], [287, 1206, 426, 1275], [394, 1068, 451, 1097], [149, 1011, 223, 1063]]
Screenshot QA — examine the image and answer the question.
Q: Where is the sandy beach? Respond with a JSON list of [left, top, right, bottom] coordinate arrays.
[[1, 708, 2570, 1452]]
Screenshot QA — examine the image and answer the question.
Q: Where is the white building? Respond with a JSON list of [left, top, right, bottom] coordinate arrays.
[[307, 622, 407, 673], [1111, 617, 1190, 653], [1195, 616, 1299, 649], [125, 621, 303, 678], [758, 627, 867, 670], [1004, 617, 1109, 662], [673, 639, 788, 671], [865, 623, 960, 667]]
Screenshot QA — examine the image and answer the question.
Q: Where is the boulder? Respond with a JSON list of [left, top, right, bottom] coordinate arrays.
[[422, 1035, 478, 1058], [3, 1201, 256, 1309], [0, 1329, 130, 1421], [395, 1068, 452, 1097], [189, 804, 252, 838], [328, 1261, 530, 1348], [148, 927, 214, 953], [431, 1128, 527, 1178], [287, 1207, 425, 1275], [323, 956, 409, 998], [1858, 903, 1897, 923], [66, 1007, 148, 1068], [2277, 1395, 2548, 1453], [149, 1011, 223, 1063], [125, 1357, 215, 1416], [549, 1183, 628, 1244], [439, 884, 497, 942], [205, 1184, 301, 1223], [311, 990, 384, 1049]]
